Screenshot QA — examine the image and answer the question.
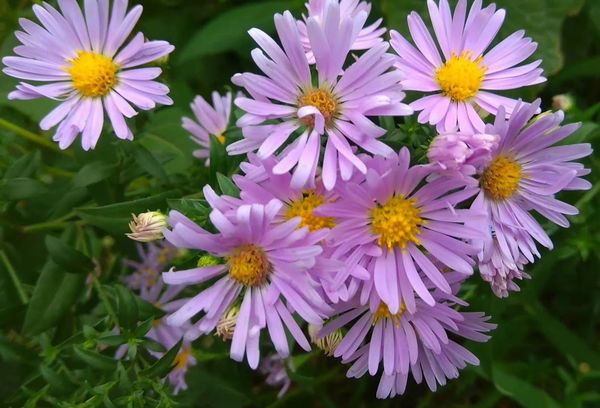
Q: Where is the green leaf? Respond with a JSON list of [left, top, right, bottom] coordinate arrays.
[[177, 1, 292, 64], [0, 177, 48, 200], [3, 150, 41, 180], [76, 190, 179, 234], [73, 347, 118, 371], [167, 198, 210, 226], [115, 284, 139, 330], [492, 365, 561, 408], [45, 235, 94, 275], [22, 261, 86, 335], [141, 338, 183, 378], [131, 143, 170, 184], [71, 161, 118, 188], [382, 0, 585, 75], [216, 173, 240, 198]]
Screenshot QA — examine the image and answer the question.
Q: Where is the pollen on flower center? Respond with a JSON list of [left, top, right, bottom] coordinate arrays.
[[174, 346, 192, 369], [481, 155, 522, 200], [285, 191, 335, 232], [298, 88, 338, 128], [436, 51, 487, 102], [227, 244, 272, 286], [68, 51, 118, 97], [370, 195, 424, 250], [372, 302, 407, 326]]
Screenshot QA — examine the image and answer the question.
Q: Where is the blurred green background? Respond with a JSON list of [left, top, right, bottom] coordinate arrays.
[[1, 0, 599, 407]]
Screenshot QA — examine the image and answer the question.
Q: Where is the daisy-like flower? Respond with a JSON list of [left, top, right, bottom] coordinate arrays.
[[472, 99, 592, 295], [317, 148, 485, 313], [259, 354, 293, 399], [391, 0, 546, 133], [297, 0, 386, 63], [427, 132, 498, 176], [122, 245, 195, 394], [182, 91, 233, 163], [319, 276, 495, 398], [229, 1, 412, 190], [162, 199, 331, 368], [2, 0, 174, 150]]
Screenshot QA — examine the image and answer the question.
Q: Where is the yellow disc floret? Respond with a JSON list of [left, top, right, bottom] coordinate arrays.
[[481, 155, 522, 201], [227, 244, 271, 287], [370, 195, 424, 250], [68, 51, 118, 97], [298, 88, 338, 128], [174, 345, 192, 370], [372, 302, 407, 326], [436, 51, 487, 102], [285, 191, 335, 232]]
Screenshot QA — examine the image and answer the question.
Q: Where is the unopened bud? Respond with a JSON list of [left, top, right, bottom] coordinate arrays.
[[216, 306, 239, 340], [197, 254, 220, 268], [126, 211, 167, 242], [552, 94, 575, 112], [308, 324, 342, 357]]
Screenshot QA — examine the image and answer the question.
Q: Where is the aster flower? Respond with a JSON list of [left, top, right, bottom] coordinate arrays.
[[391, 0, 546, 133], [297, 0, 386, 63], [317, 148, 485, 313], [472, 99, 592, 295], [162, 199, 331, 368], [260, 354, 293, 398], [427, 132, 498, 176], [229, 1, 412, 190], [122, 244, 195, 394], [182, 91, 233, 163], [319, 277, 495, 398], [2, 0, 174, 150]]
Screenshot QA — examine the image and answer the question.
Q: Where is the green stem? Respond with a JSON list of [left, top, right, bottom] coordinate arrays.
[[22, 212, 77, 233], [0, 249, 29, 304], [0, 117, 73, 157], [92, 276, 118, 325]]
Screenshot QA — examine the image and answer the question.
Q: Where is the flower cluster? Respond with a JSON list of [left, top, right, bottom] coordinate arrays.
[[3, 0, 592, 400]]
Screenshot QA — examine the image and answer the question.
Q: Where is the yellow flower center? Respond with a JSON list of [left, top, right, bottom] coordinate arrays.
[[298, 88, 338, 128], [436, 51, 487, 102], [481, 155, 522, 201], [68, 51, 118, 97], [372, 302, 406, 326], [285, 191, 335, 232], [370, 195, 424, 250], [216, 134, 226, 145], [227, 244, 271, 287], [174, 346, 192, 370]]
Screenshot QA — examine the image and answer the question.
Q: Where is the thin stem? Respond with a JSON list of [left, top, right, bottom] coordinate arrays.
[[0, 117, 73, 157], [92, 276, 118, 325], [0, 249, 29, 304], [22, 212, 77, 233]]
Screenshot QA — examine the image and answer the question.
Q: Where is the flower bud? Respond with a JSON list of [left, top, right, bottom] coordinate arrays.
[[197, 254, 221, 268], [427, 133, 470, 171], [552, 94, 574, 112], [308, 324, 342, 357], [216, 306, 239, 340], [126, 211, 168, 242]]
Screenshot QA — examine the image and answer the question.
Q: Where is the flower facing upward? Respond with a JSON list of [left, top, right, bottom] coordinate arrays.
[[127, 211, 168, 242], [2, 0, 174, 150], [317, 148, 485, 313], [391, 0, 546, 133], [471, 100, 592, 296], [297, 0, 386, 63], [182, 91, 233, 164], [229, 1, 412, 190], [162, 199, 331, 368]]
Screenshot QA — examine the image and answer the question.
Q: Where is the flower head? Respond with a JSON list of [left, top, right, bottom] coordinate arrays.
[[391, 0, 546, 133], [2, 0, 174, 150], [162, 198, 331, 368], [260, 354, 293, 398], [123, 242, 177, 293], [297, 0, 386, 63], [127, 211, 168, 242], [427, 132, 499, 176], [318, 148, 485, 313], [229, 1, 412, 190], [472, 100, 592, 295], [182, 91, 233, 163]]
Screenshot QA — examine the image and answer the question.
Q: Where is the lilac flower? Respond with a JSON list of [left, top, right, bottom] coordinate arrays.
[[260, 354, 293, 398], [319, 275, 495, 398], [229, 1, 412, 190], [182, 91, 233, 163], [162, 199, 331, 369], [2, 0, 174, 150], [297, 0, 386, 63], [472, 100, 592, 295], [390, 0, 546, 133], [427, 132, 498, 176], [317, 148, 485, 313], [123, 243, 195, 394]]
